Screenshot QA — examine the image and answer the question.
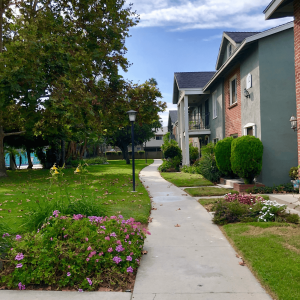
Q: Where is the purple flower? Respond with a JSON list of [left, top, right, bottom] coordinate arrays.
[[73, 214, 84, 220], [53, 210, 60, 216], [86, 278, 92, 286], [119, 215, 123, 219], [110, 232, 116, 237], [50, 237, 53, 241], [62, 228, 65, 231], [78, 289, 83, 292], [2, 233, 9, 238], [18, 282, 25, 290], [37, 229, 40, 233], [96, 259, 99, 262], [98, 252, 103, 256], [85, 237, 88, 241], [15, 235, 22, 240], [67, 272, 71, 277], [131, 232, 135, 235], [105, 236, 110, 241], [125, 234, 129, 239], [128, 241, 131, 245], [16, 263, 23, 268], [146, 231, 151, 235], [87, 246, 92, 251], [100, 226, 106, 230], [116, 245, 124, 252], [86, 258, 90, 261], [89, 251, 96, 258], [64, 234, 68, 238], [15, 253, 24, 261], [107, 248, 113, 253], [126, 256, 132, 261], [113, 256, 122, 264], [127, 266, 133, 273]]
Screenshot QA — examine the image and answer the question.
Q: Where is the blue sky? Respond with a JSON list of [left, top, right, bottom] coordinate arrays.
[[120, 0, 293, 126]]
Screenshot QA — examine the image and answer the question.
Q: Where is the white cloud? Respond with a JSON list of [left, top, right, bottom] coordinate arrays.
[[130, 0, 293, 31], [159, 102, 177, 127], [202, 34, 222, 42]]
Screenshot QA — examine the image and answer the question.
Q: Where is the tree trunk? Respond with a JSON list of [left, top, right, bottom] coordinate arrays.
[[10, 154, 17, 170], [119, 144, 130, 164], [80, 138, 87, 159], [0, 127, 7, 177], [26, 147, 33, 169], [60, 139, 65, 166]]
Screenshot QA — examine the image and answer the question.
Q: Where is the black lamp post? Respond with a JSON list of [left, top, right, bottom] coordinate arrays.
[[127, 110, 137, 191]]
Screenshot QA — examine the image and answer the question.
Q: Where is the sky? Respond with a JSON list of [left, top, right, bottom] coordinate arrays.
[[120, 0, 293, 126]]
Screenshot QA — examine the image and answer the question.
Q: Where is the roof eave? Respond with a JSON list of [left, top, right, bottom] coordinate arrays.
[[264, 0, 292, 20]]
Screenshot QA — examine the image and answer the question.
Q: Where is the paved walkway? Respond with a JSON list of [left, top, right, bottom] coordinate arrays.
[[132, 159, 271, 300]]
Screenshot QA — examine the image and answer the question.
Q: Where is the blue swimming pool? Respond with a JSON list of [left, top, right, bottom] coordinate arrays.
[[5, 153, 41, 166]]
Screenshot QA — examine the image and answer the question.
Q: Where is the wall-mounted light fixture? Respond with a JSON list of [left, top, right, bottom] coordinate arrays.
[[244, 88, 250, 98], [290, 115, 298, 131]]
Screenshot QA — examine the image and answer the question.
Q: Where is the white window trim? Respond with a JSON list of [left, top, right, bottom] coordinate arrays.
[[212, 91, 217, 119], [243, 123, 256, 137], [229, 75, 237, 106]]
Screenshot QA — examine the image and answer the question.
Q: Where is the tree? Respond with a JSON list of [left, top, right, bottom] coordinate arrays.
[[0, 0, 139, 176]]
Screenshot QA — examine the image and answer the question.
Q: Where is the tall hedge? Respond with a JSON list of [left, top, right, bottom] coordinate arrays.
[[231, 136, 263, 184], [214, 137, 234, 176]]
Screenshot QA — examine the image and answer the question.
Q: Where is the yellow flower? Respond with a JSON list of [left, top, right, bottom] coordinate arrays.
[[75, 167, 80, 173], [54, 170, 59, 175], [51, 165, 58, 170]]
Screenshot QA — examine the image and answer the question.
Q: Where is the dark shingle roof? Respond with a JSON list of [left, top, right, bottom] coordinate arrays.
[[174, 72, 216, 89], [224, 32, 260, 43], [169, 110, 178, 124]]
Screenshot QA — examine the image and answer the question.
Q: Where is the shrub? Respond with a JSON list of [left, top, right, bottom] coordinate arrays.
[[84, 157, 107, 165], [181, 165, 197, 174], [0, 213, 150, 291], [246, 183, 296, 194], [214, 137, 234, 176], [289, 167, 299, 180], [231, 136, 263, 184], [68, 159, 84, 167], [158, 156, 181, 172], [258, 200, 287, 222], [164, 145, 182, 160], [189, 143, 199, 163], [224, 193, 264, 205], [137, 151, 145, 155]]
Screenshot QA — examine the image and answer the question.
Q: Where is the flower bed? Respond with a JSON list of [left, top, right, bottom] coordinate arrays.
[[0, 212, 150, 291]]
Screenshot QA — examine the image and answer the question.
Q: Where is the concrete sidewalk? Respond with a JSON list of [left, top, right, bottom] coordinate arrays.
[[132, 159, 271, 300]]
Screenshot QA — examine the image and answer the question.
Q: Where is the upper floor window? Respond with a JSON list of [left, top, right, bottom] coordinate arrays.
[[156, 136, 163, 140], [212, 91, 217, 119], [230, 76, 237, 105], [227, 44, 232, 59]]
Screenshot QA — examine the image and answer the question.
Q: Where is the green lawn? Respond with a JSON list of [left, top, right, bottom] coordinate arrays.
[[160, 172, 213, 187], [0, 160, 153, 233], [223, 222, 300, 300], [185, 187, 238, 197]]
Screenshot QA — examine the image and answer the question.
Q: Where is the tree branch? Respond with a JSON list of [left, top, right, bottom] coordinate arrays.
[[4, 131, 26, 137]]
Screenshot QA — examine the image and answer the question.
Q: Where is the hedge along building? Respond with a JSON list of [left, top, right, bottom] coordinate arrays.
[[173, 22, 297, 186], [263, 0, 300, 173], [172, 72, 216, 166]]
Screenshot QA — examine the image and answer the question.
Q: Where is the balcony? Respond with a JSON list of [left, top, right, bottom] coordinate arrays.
[[188, 118, 211, 136]]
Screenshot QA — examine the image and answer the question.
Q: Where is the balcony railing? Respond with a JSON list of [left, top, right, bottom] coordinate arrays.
[[189, 118, 210, 131]]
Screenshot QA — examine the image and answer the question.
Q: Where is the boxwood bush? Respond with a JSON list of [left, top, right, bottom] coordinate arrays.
[[231, 136, 263, 184], [214, 137, 234, 176], [1, 213, 150, 291]]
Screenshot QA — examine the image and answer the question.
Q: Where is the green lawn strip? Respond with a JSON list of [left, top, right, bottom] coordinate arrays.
[[160, 172, 213, 187], [0, 159, 154, 234], [185, 187, 238, 197], [222, 222, 300, 300], [198, 198, 221, 206]]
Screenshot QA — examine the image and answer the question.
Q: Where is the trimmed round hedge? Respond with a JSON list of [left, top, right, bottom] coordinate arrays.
[[214, 137, 234, 176], [230, 136, 263, 184], [163, 145, 182, 160]]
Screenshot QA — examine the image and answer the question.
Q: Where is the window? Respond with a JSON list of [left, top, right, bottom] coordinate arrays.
[[230, 133, 238, 138], [212, 91, 217, 119], [230, 77, 237, 105], [243, 123, 256, 137], [156, 136, 163, 140], [213, 138, 219, 144], [227, 44, 232, 58]]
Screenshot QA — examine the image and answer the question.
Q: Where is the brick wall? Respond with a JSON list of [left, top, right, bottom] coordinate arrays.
[[224, 66, 242, 137], [294, 0, 300, 165]]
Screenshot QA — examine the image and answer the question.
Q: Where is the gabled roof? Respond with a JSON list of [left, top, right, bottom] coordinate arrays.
[[224, 32, 261, 44], [216, 32, 260, 70], [264, 0, 294, 20], [174, 72, 216, 89], [204, 21, 294, 92], [169, 110, 178, 124]]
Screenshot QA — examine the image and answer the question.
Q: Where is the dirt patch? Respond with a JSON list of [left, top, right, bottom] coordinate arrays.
[[282, 242, 300, 254], [203, 204, 215, 212], [243, 226, 300, 237]]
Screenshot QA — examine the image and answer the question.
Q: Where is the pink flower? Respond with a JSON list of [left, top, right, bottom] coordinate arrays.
[[62, 228, 65, 231], [78, 289, 83, 292], [116, 245, 124, 252], [98, 252, 103, 256], [86, 278, 92, 285], [16, 263, 23, 268], [131, 232, 135, 235], [126, 256, 132, 261], [128, 241, 131, 245], [15, 235, 22, 240], [116, 240, 121, 245], [87, 246, 92, 251], [50, 237, 53, 241], [67, 272, 71, 276], [15, 253, 24, 261], [105, 236, 110, 241], [127, 266, 133, 273], [130, 252, 134, 255], [89, 251, 96, 258], [85, 238, 88, 241], [124, 229, 127, 233], [110, 232, 116, 237], [64, 235, 68, 238], [125, 234, 129, 239], [68, 265, 71, 268], [18, 282, 25, 290], [86, 258, 90, 261], [113, 256, 122, 264], [107, 248, 113, 253], [119, 215, 123, 218]]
